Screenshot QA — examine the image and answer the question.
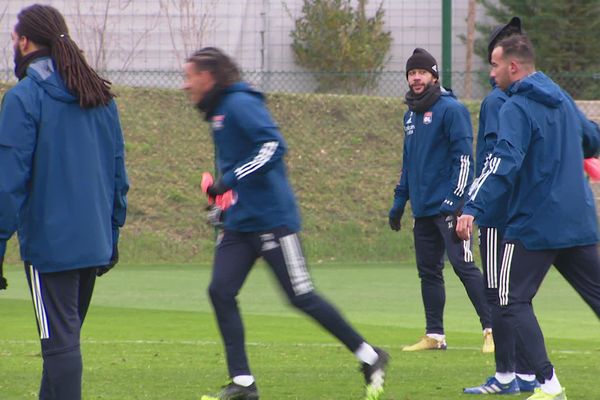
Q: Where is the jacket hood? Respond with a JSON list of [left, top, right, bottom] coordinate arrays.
[[27, 57, 78, 103], [222, 81, 264, 101], [507, 71, 563, 108], [440, 86, 457, 99]]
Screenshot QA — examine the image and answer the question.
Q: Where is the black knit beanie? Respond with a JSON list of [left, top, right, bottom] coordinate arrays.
[[405, 48, 439, 79], [487, 17, 522, 62]]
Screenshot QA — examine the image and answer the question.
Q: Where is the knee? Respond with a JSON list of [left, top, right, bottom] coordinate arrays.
[[289, 291, 317, 311], [417, 269, 443, 282], [207, 281, 235, 305]]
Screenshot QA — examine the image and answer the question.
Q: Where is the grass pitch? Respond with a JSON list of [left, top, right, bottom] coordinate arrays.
[[1, 262, 598, 399]]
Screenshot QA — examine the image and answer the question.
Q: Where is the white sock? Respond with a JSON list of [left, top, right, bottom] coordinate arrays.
[[232, 375, 255, 387], [516, 373, 536, 382], [540, 369, 562, 395], [426, 333, 445, 341], [354, 342, 379, 365], [483, 328, 493, 335], [495, 372, 516, 384]]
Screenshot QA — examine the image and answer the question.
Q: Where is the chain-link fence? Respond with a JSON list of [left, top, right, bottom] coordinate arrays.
[[50, 69, 600, 117], [2, 0, 598, 102], [1, 0, 599, 263]]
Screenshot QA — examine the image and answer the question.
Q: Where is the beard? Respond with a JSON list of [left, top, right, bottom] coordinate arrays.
[[405, 81, 442, 112], [12, 44, 52, 81], [410, 80, 435, 94], [13, 43, 24, 77], [196, 84, 224, 121]]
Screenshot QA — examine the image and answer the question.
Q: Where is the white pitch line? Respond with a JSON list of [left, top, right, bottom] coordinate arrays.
[[0, 339, 596, 355]]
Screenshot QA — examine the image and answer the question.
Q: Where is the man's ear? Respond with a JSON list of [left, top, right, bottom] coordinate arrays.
[[18, 35, 32, 54]]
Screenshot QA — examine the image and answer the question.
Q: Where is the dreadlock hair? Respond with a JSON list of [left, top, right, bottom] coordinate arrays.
[[186, 47, 241, 87], [15, 4, 114, 108]]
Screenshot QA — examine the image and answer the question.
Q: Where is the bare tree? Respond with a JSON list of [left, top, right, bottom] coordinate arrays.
[[464, 0, 476, 99], [160, 0, 218, 62], [72, 0, 159, 72], [0, 4, 12, 82]]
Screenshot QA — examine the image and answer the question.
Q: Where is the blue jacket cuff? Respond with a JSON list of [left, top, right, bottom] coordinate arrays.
[[221, 171, 237, 189], [440, 199, 459, 215], [462, 203, 480, 219]]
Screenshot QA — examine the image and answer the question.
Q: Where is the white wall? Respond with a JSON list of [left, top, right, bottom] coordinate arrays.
[[1, 0, 495, 96]]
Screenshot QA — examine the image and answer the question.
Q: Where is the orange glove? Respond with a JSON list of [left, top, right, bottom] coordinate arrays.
[[584, 158, 600, 182], [215, 190, 235, 211], [201, 171, 235, 210], [201, 172, 215, 204]]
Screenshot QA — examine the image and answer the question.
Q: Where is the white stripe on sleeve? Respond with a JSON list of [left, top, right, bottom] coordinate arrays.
[[454, 155, 470, 197], [234, 141, 279, 180], [470, 156, 500, 201]]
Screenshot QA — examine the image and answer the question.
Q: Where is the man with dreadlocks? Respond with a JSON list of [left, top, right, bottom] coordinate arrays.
[[183, 47, 389, 400], [0, 4, 129, 399]]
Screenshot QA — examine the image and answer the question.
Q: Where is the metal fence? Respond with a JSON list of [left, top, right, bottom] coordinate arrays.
[[2, 68, 597, 100], [1, 68, 599, 119], [1, 0, 599, 113]]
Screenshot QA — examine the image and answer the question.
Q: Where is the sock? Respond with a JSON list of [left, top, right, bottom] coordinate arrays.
[[516, 373, 536, 382], [495, 372, 516, 384], [540, 369, 562, 395], [426, 333, 445, 341], [232, 375, 255, 387], [354, 342, 378, 365], [483, 328, 493, 335]]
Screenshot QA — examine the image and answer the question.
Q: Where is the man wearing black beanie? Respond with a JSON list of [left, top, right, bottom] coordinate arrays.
[[405, 48, 439, 80], [389, 48, 492, 352]]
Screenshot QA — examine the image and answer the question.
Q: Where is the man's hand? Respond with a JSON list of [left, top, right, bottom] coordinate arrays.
[[456, 214, 475, 241], [584, 158, 600, 182], [443, 212, 463, 243], [206, 205, 224, 228], [97, 245, 119, 277], [0, 257, 7, 290], [201, 172, 215, 203], [388, 206, 404, 232], [389, 215, 402, 232], [206, 180, 229, 198]]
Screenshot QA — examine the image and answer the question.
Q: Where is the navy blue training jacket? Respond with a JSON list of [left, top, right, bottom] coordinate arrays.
[[391, 89, 475, 218], [208, 82, 300, 232], [472, 84, 510, 231], [0, 57, 129, 272], [464, 72, 600, 250]]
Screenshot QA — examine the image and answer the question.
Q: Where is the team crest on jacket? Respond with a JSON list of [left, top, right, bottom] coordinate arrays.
[[423, 112, 433, 124], [212, 115, 225, 130]]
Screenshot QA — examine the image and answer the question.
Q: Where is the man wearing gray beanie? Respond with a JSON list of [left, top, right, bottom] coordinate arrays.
[[389, 47, 493, 352]]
